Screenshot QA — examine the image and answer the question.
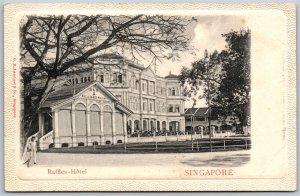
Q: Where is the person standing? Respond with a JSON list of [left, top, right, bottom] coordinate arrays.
[[24, 136, 37, 167], [30, 136, 37, 165]]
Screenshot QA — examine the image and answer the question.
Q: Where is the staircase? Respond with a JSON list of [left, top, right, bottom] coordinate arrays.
[[39, 131, 54, 150]]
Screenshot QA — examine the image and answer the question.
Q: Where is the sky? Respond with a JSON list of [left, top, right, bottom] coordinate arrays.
[[22, 14, 249, 109], [153, 15, 249, 108]]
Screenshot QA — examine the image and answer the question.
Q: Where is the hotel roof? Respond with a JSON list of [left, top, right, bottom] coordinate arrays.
[[184, 107, 210, 117], [40, 81, 133, 115]]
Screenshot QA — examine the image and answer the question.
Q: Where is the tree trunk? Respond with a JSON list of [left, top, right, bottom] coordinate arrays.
[[22, 77, 57, 143]]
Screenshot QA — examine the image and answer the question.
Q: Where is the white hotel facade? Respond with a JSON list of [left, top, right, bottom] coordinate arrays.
[[33, 54, 185, 149]]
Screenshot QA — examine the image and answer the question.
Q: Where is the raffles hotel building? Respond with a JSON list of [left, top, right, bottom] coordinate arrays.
[[31, 54, 185, 148]]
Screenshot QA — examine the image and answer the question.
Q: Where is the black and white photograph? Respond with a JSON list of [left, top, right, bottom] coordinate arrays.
[[19, 13, 251, 168], [3, 3, 296, 191]]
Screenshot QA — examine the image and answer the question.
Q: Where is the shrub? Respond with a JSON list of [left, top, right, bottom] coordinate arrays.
[[61, 143, 69, 147]]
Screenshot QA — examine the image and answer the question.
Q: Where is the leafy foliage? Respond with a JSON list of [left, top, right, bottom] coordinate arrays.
[[180, 29, 251, 127]]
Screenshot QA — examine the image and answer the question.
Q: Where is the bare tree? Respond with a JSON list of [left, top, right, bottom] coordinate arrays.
[[20, 14, 193, 137]]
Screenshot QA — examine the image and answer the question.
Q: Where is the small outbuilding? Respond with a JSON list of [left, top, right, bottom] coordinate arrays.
[[38, 81, 132, 149]]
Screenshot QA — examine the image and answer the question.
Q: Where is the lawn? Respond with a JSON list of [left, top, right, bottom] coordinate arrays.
[[43, 138, 251, 154]]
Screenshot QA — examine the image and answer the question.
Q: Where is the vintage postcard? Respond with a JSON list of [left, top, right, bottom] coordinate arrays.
[[4, 3, 296, 191]]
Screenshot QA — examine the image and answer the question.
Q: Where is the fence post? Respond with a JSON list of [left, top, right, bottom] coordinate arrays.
[[223, 140, 226, 150], [245, 139, 247, 149], [197, 140, 199, 151], [138, 133, 140, 143], [155, 141, 158, 152]]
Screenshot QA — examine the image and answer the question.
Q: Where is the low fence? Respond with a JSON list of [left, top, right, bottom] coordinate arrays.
[[121, 138, 251, 153], [47, 137, 251, 153], [127, 132, 240, 143]]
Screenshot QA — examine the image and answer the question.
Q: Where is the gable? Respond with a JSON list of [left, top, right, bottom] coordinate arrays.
[[80, 84, 110, 101], [142, 66, 156, 77], [44, 81, 118, 110]]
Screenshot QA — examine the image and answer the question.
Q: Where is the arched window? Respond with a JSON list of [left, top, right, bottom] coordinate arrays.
[[135, 80, 139, 90], [75, 78, 78, 84], [84, 77, 87, 82], [75, 103, 87, 136], [117, 140, 123, 144], [134, 120, 140, 131]]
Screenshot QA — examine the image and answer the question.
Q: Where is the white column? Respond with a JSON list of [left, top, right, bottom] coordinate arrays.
[[148, 119, 151, 131], [123, 113, 128, 143], [131, 120, 134, 133], [100, 111, 104, 145], [71, 106, 77, 147], [38, 112, 44, 136], [200, 126, 204, 138], [86, 111, 92, 146], [212, 126, 215, 138], [180, 119, 185, 133], [53, 110, 60, 148], [166, 121, 169, 131], [112, 107, 116, 144]]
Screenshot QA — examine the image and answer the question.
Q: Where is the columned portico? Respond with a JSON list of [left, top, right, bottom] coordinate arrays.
[[40, 81, 133, 149]]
